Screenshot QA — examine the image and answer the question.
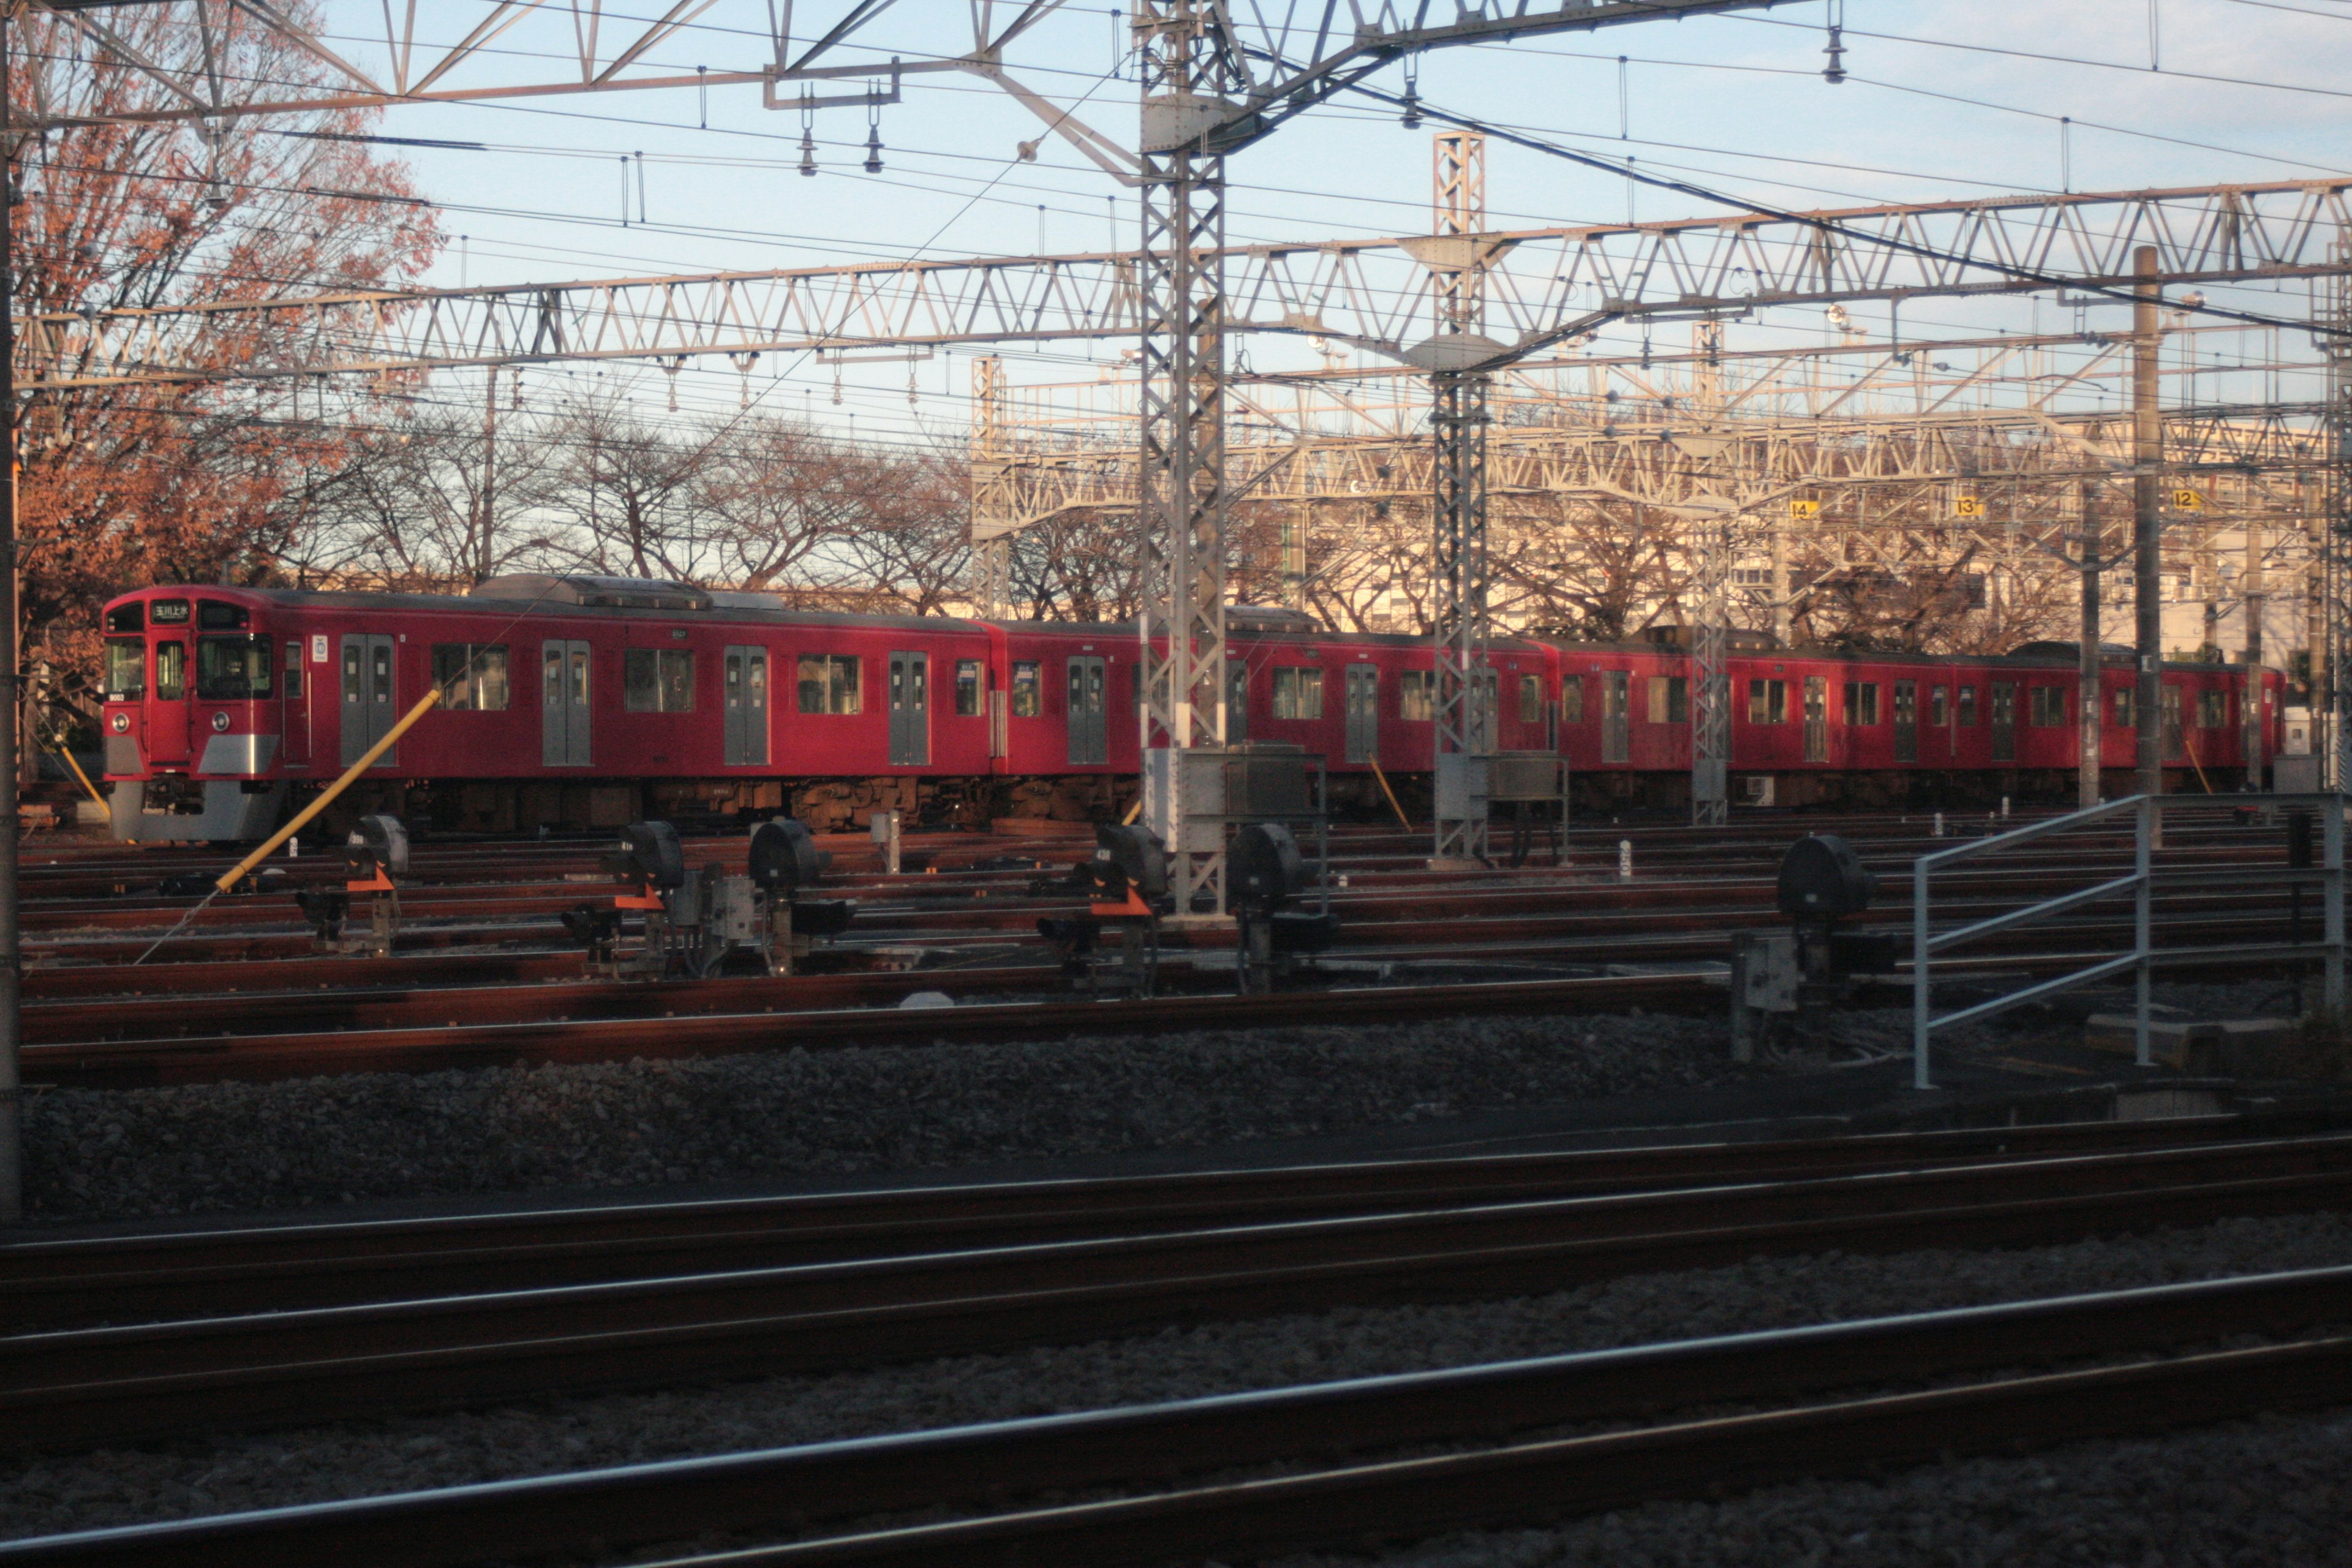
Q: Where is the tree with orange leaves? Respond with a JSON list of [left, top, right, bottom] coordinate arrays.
[[10, 2, 438, 750]]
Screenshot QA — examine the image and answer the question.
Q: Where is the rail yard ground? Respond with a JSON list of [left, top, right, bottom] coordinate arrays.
[[6, 814, 2352, 1566]]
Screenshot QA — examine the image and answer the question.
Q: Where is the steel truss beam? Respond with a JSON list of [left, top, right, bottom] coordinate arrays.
[[28, 180, 2352, 390], [18, 0, 1784, 133]]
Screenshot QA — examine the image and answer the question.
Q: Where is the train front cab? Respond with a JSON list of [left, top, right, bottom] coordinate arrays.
[[101, 589, 289, 842]]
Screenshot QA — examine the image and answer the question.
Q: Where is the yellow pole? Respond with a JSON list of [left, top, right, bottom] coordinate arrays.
[[50, 737, 102, 807], [214, 686, 442, 893], [1367, 755, 1413, 831]]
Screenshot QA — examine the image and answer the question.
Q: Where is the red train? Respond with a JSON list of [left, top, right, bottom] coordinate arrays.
[[96, 574, 2283, 841]]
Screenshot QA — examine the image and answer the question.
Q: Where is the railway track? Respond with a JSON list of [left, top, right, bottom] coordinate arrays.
[[6, 1128, 2351, 1454], [6, 809, 2323, 1084], [1, 1113, 2280, 1329], [5, 1126, 2352, 1567]]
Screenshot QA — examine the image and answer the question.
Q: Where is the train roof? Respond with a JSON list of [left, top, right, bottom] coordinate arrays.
[[97, 583, 2267, 676]]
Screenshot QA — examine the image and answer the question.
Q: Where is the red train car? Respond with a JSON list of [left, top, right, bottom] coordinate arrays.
[[95, 575, 2282, 841]]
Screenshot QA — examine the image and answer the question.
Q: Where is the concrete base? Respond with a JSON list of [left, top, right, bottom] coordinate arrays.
[[109, 779, 287, 843]]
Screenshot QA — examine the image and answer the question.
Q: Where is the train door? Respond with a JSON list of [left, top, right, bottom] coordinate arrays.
[[149, 635, 192, 766], [280, 639, 309, 767], [888, 651, 930, 767], [1803, 677, 1828, 763], [723, 646, 770, 767], [339, 633, 399, 767], [1601, 671, 1630, 763], [2162, 685, 2185, 761], [541, 639, 592, 767], [1226, 659, 1249, 744], [1990, 681, 2016, 762], [1344, 665, 1379, 763], [1066, 656, 1107, 766], [1893, 680, 1918, 762]]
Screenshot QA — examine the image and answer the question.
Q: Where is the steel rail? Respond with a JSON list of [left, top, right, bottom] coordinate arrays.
[[4, 1137, 2351, 1453], [1, 1115, 2272, 1330], [5, 1261, 2347, 1568], [15, 907, 2323, 1089]]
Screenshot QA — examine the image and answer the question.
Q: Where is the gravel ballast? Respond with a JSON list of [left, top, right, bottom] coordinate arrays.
[[22, 1011, 1736, 1221], [6, 1211, 2352, 1543], [1270, 1409, 2352, 1568]]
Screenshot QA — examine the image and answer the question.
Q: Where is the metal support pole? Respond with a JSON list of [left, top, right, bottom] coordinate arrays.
[[1912, 854, 1932, 1091], [2245, 521, 2266, 788], [2133, 247, 2166, 828], [2135, 795, 2154, 1068], [2327, 794, 2346, 1009], [0, 9, 20, 1226], [1691, 515, 1732, 826], [969, 355, 1015, 619], [2079, 484, 2103, 809], [2324, 242, 2352, 793], [1135, 0, 1235, 912], [1431, 367, 1491, 862]]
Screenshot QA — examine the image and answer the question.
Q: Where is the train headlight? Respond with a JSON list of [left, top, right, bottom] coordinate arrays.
[[211, 711, 231, 733], [108, 712, 129, 734]]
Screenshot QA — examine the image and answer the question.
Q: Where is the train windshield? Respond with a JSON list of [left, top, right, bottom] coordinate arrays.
[[196, 634, 274, 700], [104, 638, 145, 701]]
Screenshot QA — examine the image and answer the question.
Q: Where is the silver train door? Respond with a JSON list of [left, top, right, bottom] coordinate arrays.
[[542, 639, 592, 767], [888, 651, 930, 767], [1601, 671, 1630, 763], [1893, 679, 1918, 762], [1066, 656, 1106, 766], [1803, 676, 1828, 763], [723, 646, 769, 766], [1344, 665, 1379, 763], [339, 633, 398, 767], [1990, 681, 2016, 763]]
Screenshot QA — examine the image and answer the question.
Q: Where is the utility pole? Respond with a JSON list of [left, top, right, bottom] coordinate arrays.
[[2133, 245, 2165, 810], [2244, 520, 2266, 787], [476, 366, 498, 583], [2079, 481, 2103, 809], [0, 4, 22, 1227]]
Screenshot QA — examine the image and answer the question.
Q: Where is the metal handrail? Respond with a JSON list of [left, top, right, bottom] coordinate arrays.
[[1910, 792, 2348, 1090]]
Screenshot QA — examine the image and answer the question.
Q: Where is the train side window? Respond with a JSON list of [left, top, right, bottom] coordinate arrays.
[[1400, 669, 1436, 722], [432, 644, 510, 710], [1746, 678, 1786, 724], [1009, 661, 1041, 717], [2198, 690, 2227, 728], [797, 654, 860, 715], [2114, 688, 2135, 728], [954, 659, 983, 717], [624, 649, 695, 713], [1271, 666, 1324, 720], [1645, 676, 1687, 724], [1842, 681, 1880, 725], [105, 602, 144, 633], [105, 639, 146, 701], [156, 640, 187, 702], [2029, 687, 2067, 727], [1958, 685, 1978, 726], [1560, 676, 1584, 724], [1517, 674, 1542, 725], [284, 642, 303, 699], [1930, 685, 1948, 726]]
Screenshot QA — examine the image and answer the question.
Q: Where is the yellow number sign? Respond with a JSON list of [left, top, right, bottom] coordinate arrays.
[[1952, 497, 1986, 519], [2171, 488, 2205, 511], [1788, 499, 1822, 518]]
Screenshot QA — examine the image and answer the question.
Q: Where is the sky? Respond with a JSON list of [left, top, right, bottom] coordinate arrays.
[[271, 0, 2352, 445]]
